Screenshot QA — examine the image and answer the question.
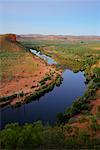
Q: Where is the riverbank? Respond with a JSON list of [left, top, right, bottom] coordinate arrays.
[[0, 53, 62, 107], [19, 38, 100, 139], [0, 34, 62, 107]]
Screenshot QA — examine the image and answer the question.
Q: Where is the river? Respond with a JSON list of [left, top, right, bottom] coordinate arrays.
[[0, 49, 87, 128]]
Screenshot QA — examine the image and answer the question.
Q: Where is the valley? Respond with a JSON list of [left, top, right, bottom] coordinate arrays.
[[0, 34, 100, 149]]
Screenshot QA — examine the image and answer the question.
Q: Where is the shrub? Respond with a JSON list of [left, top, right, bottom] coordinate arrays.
[[98, 105, 100, 113], [78, 116, 88, 123], [79, 130, 90, 145], [19, 91, 24, 97], [93, 68, 100, 78], [90, 117, 100, 131], [63, 125, 73, 134], [56, 112, 65, 124], [0, 94, 17, 102], [68, 117, 77, 124], [56, 76, 62, 86]]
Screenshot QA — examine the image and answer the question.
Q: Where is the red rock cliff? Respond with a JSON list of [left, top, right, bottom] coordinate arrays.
[[6, 34, 16, 42]]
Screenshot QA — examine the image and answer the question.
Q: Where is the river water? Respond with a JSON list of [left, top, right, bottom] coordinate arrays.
[[0, 49, 87, 128]]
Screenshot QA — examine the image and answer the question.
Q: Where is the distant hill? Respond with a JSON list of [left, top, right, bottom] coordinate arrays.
[[17, 34, 100, 42]]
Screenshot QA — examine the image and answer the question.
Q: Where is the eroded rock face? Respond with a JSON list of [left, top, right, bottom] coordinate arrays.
[[6, 34, 16, 41]]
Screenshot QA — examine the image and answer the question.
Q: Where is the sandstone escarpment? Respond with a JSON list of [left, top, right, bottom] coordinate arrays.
[[6, 34, 16, 41]]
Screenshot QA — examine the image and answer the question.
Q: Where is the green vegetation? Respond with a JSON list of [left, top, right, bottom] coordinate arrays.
[[93, 67, 100, 78], [20, 39, 100, 122], [0, 91, 25, 107], [90, 116, 100, 131], [25, 74, 62, 103], [39, 74, 51, 86], [0, 50, 40, 82], [0, 121, 100, 149], [55, 74, 63, 86], [0, 51, 23, 81], [20, 39, 100, 120], [25, 82, 55, 103], [0, 35, 47, 84], [56, 67, 100, 124], [20, 40, 100, 71], [0, 74, 62, 106], [0, 93, 17, 102]]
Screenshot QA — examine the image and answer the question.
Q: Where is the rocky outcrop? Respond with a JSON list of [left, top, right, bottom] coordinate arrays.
[[6, 34, 16, 41], [0, 34, 25, 52]]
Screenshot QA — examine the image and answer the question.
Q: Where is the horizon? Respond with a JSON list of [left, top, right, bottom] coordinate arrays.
[[1, 33, 100, 36], [0, 0, 100, 35]]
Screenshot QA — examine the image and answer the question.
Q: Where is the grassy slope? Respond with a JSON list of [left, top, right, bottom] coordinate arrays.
[[0, 34, 39, 83], [19, 39, 100, 71], [0, 34, 61, 107]]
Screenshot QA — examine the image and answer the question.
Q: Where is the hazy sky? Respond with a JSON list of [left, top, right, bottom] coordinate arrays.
[[0, 0, 100, 35]]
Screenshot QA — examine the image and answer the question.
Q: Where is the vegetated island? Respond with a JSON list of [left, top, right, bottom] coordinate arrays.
[[0, 34, 62, 107], [0, 34, 100, 149]]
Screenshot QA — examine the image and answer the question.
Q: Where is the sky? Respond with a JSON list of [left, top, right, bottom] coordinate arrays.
[[0, 0, 100, 35]]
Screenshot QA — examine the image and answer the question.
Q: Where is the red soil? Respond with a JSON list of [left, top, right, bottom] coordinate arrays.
[[67, 90, 100, 131], [91, 99, 100, 115], [0, 58, 50, 96]]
